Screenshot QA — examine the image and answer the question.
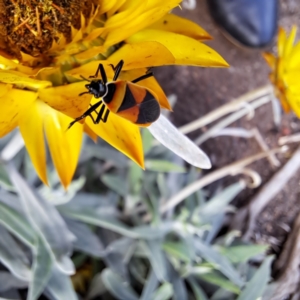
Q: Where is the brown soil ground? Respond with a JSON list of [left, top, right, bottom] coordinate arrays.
[[157, 0, 300, 253]]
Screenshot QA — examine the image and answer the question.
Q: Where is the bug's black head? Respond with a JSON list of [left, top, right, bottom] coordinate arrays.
[[86, 80, 107, 98]]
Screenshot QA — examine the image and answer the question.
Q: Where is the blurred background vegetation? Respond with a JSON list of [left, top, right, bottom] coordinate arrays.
[[0, 129, 273, 300]]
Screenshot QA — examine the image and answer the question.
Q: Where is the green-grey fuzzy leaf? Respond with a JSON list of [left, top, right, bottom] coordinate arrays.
[[101, 174, 128, 196], [45, 267, 78, 300], [0, 191, 36, 247], [39, 176, 85, 206], [104, 237, 134, 256], [187, 277, 209, 300], [163, 241, 191, 263], [28, 236, 54, 300], [142, 128, 154, 154], [143, 178, 160, 224], [86, 273, 107, 300], [63, 210, 139, 238], [0, 164, 12, 189], [163, 257, 188, 300], [199, 181, 246, 217], [151, 282, 173, 300], [211, 288, 235, 300], [133, 224, 172, 240], [0, 225, 31, 281], [64, 217, 104, 257], [6, 163, 75, 275], [102, 269, 139, 300], [0, 271, 27, 292], [145, 160, 186, 173], [80, 144, 128, 167], [140, 270, 159, 300], [194, 239, 244, 287], [198, 272, 240, 294], [237, 256, 273, 300], [58, 192, 116, 212], [129, 163, 143, 195], [144, 240, 168, 281], [219, 245, 269, 264], [70, 214, 167, 242]]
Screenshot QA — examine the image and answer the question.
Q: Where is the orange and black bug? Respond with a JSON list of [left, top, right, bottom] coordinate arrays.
[[68, 60, 160, 129]]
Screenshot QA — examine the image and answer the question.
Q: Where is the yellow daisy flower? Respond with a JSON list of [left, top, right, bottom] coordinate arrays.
[[0, 0, 228, 187], [263, 26, 300, 117]]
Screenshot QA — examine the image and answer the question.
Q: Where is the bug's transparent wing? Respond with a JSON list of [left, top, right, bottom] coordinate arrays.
[[148, 115, 211, 169]]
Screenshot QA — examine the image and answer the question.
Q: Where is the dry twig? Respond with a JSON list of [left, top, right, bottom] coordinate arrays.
[[231, 146, 300, 240], [179, 85, 273, 134]]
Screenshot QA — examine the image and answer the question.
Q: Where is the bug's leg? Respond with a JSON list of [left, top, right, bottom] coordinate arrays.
[[132, 72, 153, 83], [88, 112, 97, 124], [68, 101, 103, 129], [95, 104, 110, 124], [108, 60, 124, 81], [95, 104, 104, 124], [89, 64, 107, 84], [102, 109, 110, 123]]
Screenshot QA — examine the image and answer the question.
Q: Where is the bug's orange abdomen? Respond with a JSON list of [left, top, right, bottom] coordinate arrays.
[[104, 81, 160, 126]]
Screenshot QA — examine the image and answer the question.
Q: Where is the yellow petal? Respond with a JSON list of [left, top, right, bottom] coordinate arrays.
[[283, 70, 300, 99], [74, 46, 107, 61], [278, 27, 287, 57], [85, 27, 106, 42], [286, 40, 300, 70], [262, 52, 277, 70], [84, 124, 98, 143], [126, 29, 229, 67], [98, 0, 118, 14], [286, 88, 300, 117], [67, 41, 175, 77], [106, 0, 127, 18], [0, 84, 37, 137], [0, 55, 36, 76], [35, 67, 65, 86], [146, 0, 180, 9], [43, 104, 83, 188], [38, 82, 92, 118], [118, 69, 171, 110], [108, 41, 175, 69], [104, 4, 180, 46], [65, 60, 115, 81], [0, 70, 52, 91], [19, 101, 48, 185], [147, 14, 212, 41], [104, 1, 146, 31], [283, 26, 297, 59], [85, 97, 144, 168]]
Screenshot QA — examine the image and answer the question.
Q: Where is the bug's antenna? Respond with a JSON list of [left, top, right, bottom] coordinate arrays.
[[80, 75, 91, 82]]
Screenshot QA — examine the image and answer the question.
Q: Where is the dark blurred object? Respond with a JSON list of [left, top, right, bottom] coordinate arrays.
[[207, 0, 278, 48]]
